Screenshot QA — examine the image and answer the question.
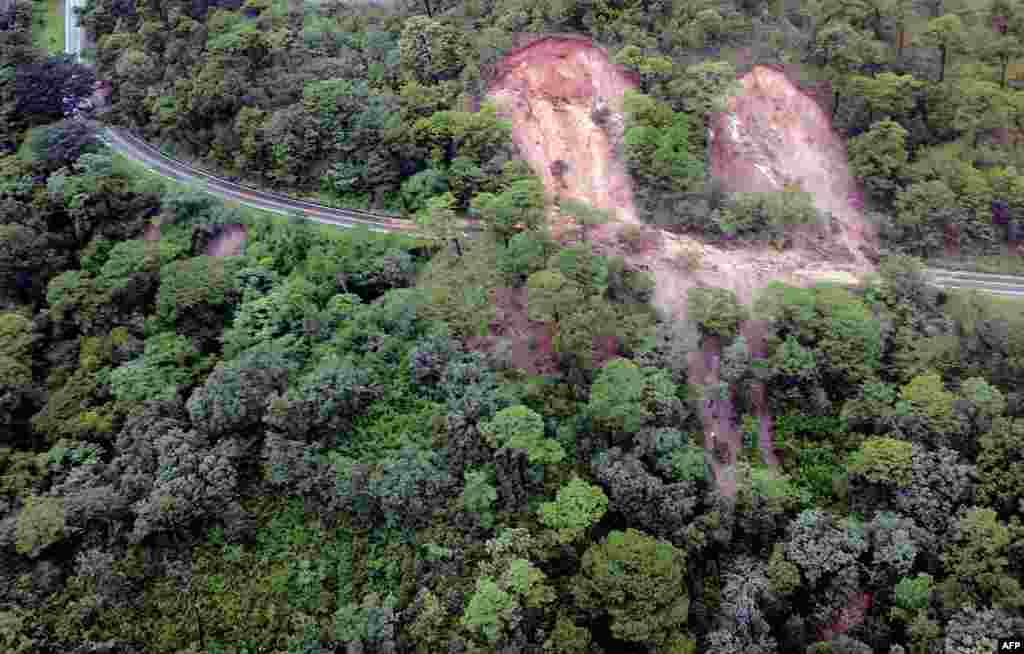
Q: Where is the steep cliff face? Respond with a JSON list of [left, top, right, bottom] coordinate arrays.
[[710, 65, 876, 267], [487, 44, 875, 316], [487, 40, 877, 498], [489, 36, 642, 227]]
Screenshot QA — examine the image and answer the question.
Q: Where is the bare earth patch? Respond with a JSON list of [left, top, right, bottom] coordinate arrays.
[[490, 36, 642, 227], [206, 224, 248, 258], [489, 39, 879, 497], [142, 220, 161, 242], [466, 286, 621, 376]]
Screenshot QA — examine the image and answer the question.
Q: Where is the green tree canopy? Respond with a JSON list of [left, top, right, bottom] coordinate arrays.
[[687, 286, 748, 342], [525, 269, 584, 325], [416, 192, 463, 255], [572, 528, 692, 648], [847, 436, 914, 486], [471, 177, 546, 246], [479, 405, 566, 465], [848, 118, 909, 205], [537, 476, 609, 544], [921, 14, 968, 83], [398, 15, 467, 84], [977, 418, 1024, 517], [941, 507, 1024, 609], [587, 358, 651, 436]]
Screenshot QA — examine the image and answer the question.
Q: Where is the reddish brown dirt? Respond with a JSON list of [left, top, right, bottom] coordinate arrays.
[[142, 220, 161, 242], [742, 319, 782, 468], [709, 65, 877, 269], [466, 286, 621, 376], [819, 592, 873, 641], [488, 40, 879, 498], [489, 36, 642, 225], [686, 336, 740, 498], [206, 224, 247, 258]]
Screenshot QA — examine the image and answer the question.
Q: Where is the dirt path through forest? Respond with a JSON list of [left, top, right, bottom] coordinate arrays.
[[744, 319, 782, 468]]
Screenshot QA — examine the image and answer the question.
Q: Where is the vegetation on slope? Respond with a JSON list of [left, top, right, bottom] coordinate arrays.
[[3, 0, 1024, 652]]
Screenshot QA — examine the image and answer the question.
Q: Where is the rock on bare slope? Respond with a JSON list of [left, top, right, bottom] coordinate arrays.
[[488, 38, 879, 498], [488, 40, 875, 319], [489, 36, 643, 226]]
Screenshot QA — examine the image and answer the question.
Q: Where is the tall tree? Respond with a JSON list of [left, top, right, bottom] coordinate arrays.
[[46, 153, 126, 245], [986, 0, 1024, 87], [810, 21, 885, 119], [479, 404, 566, 465], [687, 286, 748, 342], [537, 476, 609, 544], [848, 118, 909, 206], [416, 191, 463, 256], [940, 506, 1024, 610], [921, 14, 967, 83], [526, 270, 583, 326], [13, 55, 96, 126], [557, 198, 612, 244], [398, 15, 466, 84], [572, 529, 694, 651], [849, 72, 924, 124], [471, 177, 546, 247]]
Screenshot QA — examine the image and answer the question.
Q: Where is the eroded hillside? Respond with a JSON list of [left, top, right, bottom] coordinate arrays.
[[487, 38, 877, 318], [710, 65, 877, 270], [488, 39, 881, 499], [489, 36, 642, 227]]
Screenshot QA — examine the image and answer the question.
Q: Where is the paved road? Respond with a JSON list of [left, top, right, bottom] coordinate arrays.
[[924, 268, 1024, 298], [67, 27, 458, 236], [94, 128, 1024, 294], [95, 127, 420, 234], [102, 126, 1024, 290], [64, 16, 1024, 286], [65, 0, 83, 61]]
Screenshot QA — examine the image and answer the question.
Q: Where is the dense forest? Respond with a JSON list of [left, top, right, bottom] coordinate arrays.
[[3, 0, 1024, 652]]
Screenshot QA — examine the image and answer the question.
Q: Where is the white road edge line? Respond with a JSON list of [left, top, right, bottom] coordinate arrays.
[[98, 138, 389, 234]]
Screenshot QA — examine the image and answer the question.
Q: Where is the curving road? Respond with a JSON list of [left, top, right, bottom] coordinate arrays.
[[65, 21, 1024, 291], [93, 129, 1024, 294], [99, 127, 1024, 293], [60, 6, 1024, 291], [95, 126, 417, 234], [65, 20, 459, 236]]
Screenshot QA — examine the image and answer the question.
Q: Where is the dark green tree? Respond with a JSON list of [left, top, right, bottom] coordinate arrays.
[[572, 528, 693, 650], [687, 286, 748, 342]]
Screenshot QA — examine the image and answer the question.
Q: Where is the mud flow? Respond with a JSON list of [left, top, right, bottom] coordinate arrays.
[[488, 39, 879, 498]]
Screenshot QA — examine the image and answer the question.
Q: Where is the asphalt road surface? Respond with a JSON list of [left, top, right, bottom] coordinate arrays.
[[67, 14, 1024, 290], [96, 127, 413, 234], [65, 0, 83, 60], [98, 127, 1024, 295], [924, 268, 1024, 298]]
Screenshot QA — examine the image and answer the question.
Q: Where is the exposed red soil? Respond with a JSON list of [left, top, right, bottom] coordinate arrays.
[[742, 319, 782, 468], [819, 592, 873, 641], [489, 36, 643, 225], [142, 220, 161, 242], [487, 38, 881, 497], [466, 286, 620, 376], [686, 335, 740, 497], [709, 64, 877, 268], [206, 224, 247, 258], [682, 323, 779, 496]]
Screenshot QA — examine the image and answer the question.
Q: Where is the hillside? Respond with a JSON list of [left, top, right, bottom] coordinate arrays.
[[3, 0, 1024, 652]]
